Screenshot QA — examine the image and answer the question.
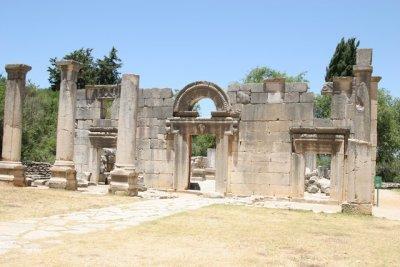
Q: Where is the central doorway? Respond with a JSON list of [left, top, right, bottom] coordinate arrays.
[[189, 134, 216, 192], [168, 81, 239, 195]]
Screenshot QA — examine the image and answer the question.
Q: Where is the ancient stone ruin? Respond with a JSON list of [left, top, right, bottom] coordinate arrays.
[[0, 48, 380, 214]]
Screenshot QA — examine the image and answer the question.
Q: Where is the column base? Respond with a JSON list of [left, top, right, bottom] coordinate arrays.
[[341, 202, 372, 215], [0, 161, 26, 186], [49, 161, 77, 190], [109, 167, 138, 196]]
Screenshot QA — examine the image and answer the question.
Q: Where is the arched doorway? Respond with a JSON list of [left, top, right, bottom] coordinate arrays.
[[166, 81, 239, 194]]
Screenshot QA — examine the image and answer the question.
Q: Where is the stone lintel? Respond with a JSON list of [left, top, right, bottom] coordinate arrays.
[[5, 64, 32, 79], [290, 127, 350, 135], [0, 161, 25, 186]]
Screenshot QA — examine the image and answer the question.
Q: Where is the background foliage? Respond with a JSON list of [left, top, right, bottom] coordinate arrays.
[[48, 47, 122, 90], [191, 134, 216, 157]]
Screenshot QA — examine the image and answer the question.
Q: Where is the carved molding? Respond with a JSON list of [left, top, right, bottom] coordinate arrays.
[[173, 81, 232, 117], [85, 84, 121, 101]]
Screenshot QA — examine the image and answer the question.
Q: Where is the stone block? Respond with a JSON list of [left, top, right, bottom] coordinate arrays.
[[264, 78, 285, 93], [227, 92, 237, 104], [300, 92, 314, 103], [159, 88, 173, 98], [250, 92, 268, 104], [163, 98, 174, 107], [331, 94, 347, 119], [356, 49, 372, 66], [285, 103, 314, 121], [314, 118, 333, 127], [284, 92, 299, 103], [247, 83, 264, 93], [76, 89, 86, 101], [266, 121, 290, 132], [285, 82, 308, 93], [267, 93, 283, 103]]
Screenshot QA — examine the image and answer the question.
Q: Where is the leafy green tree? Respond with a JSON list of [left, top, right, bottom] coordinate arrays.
[[21, 84, 59, 162], [96, 47, 122, 84], [314, 94, 331, 118], [244, 66, 308, 83], [192, 134, 216, 157], [316, 37, 359, 119], [48, 47, 122, 91], [325, 37, 359, 81]]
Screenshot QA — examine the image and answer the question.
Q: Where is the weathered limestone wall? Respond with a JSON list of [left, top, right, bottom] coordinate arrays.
[[136, 88, 174, 189], [74, 86, 174, 189], [227, 79, 314, 196]]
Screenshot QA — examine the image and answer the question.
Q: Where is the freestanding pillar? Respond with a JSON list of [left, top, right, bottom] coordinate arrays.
[[49, 60, 82, 190], [0, 64, 31, 186], [109, 74, 139, 196]]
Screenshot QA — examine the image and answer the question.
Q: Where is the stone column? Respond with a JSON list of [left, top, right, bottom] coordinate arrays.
[[0, 64, 31, 186], [109, 74, 139, 196], [49, 60, 82, 190], [89, 146, 101, 185]]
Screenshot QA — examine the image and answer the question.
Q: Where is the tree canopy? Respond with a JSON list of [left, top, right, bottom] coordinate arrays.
[[48, 47, 122, 91], [244, 66, 308, 83], [325, 37, 359, 82]]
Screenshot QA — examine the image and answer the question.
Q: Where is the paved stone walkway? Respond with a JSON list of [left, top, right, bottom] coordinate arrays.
[[0, 196, 220, 255], [0, 188, 369, 256]]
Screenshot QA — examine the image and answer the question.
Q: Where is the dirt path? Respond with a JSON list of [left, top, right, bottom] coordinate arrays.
[[373, 189, 400, 220], [0, 195, 218, 255], [1, 188, 398, 256]]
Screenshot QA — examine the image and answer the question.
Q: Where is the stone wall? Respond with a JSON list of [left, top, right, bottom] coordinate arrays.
[[74, 86, 175, 189], [227, 80, 314, 196], [24, 161, 52, 179], [136, 88, 174, 189]]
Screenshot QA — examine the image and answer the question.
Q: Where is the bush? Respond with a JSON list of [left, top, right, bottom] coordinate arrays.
[[21, 86, 58, 162]]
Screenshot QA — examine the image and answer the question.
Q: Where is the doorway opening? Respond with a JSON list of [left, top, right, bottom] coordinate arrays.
[[304, 153, 332, 201], [189, 134, 216, 192]]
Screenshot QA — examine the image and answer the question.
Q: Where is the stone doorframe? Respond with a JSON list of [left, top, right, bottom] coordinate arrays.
[[167, 81, 239, 194], [88, 119, 117, 184], [290, 127, 350, 202]]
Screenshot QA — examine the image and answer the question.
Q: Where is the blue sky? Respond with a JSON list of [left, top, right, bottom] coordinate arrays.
[[1, 0, 399, 116]]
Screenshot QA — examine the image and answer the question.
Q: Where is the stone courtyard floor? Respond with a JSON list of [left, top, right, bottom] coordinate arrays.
[[1, 184, 400, 265]]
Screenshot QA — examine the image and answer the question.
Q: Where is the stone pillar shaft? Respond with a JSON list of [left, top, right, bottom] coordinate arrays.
[[109, 74, 139, 195], [49, 60, 82, 190], [0, 64, 31, 186]]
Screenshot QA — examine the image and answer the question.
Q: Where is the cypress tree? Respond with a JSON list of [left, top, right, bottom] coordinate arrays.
[[325, 37, 360, 81]]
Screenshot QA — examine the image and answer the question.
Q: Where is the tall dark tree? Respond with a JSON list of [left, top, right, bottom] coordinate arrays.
[[48, 48, 97, 90], [325, 37, 360, 82], [96, 47, 122, 84]]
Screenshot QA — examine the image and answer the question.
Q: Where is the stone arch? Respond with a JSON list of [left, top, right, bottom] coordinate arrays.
[[173, 81, 231, 117]]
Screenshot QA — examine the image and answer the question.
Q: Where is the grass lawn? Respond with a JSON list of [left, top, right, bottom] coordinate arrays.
[[0, 182, 136, 221], [2, 205, 400, 266]]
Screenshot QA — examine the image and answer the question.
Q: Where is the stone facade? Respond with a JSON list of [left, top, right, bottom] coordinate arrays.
[[1, 48, 379, 214]]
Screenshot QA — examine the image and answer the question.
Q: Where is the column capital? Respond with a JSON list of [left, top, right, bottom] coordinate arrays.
[[5, 64, 31, 80], [57, 60, 82, 73], [371, 76, 382, 83], [332, 76, 353, 94]]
